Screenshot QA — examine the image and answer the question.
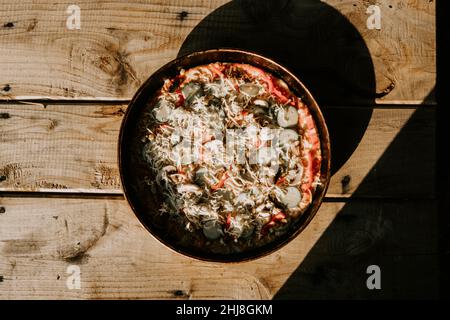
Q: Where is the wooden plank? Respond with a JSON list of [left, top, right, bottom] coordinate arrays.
[[326, 106, 436, 197], [0, 197, 439, 299], [0, 104, 435, 197], [0, 103, 124, 193], [0, 0, 435, 104]]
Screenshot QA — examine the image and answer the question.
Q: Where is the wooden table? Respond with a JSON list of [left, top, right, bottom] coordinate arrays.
[[0, 0, 437, 299]]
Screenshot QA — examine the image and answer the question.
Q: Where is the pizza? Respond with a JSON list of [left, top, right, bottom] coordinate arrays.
[[142, 62, 322, 254]]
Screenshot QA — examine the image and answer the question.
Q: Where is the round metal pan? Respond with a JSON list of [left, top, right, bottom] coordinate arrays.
[[118, 48, 331, 262]]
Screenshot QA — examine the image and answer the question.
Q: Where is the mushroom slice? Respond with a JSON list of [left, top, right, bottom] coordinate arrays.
[[281, 187, 302, 208], [258, 146, 278, 165], [153, 100, 173, 122], [203, 220, 223, 240], [260, 127, 276, 141], [181, 82, 202, 103], [239, 83, 261, 97], [277, 106, 298, 127], [279, 129, 299, 147]]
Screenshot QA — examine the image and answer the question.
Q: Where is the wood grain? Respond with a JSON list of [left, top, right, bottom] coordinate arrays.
[[0, 0, 439, 301], [0, 104, 436, 198], [0, 103, 125, 193], [0, 0, 435, 104], [0, 197, 438, 299]]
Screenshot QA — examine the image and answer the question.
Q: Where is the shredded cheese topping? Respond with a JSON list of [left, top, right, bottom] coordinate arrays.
[[142, 62, 322, 249]]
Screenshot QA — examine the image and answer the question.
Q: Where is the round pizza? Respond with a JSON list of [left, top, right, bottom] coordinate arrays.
[[142, 62, 322, 254]]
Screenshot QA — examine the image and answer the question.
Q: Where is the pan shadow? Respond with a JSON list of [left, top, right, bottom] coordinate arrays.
[[177, 0, 376, 175], [177, 0, 439, 298]]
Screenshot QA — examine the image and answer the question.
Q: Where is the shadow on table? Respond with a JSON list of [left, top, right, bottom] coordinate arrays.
[[178, 0, 375, 175], [177, 0, 438, 298], [272, 102, 437, 299]]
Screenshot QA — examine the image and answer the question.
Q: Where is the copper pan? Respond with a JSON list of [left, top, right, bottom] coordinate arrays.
[[118, 48, 331, 262]]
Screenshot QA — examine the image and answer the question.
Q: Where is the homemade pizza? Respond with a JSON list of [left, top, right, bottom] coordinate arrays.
[[142, 62, 321, 254]]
